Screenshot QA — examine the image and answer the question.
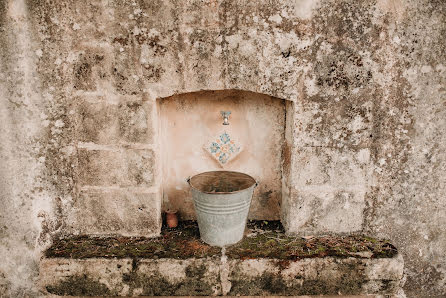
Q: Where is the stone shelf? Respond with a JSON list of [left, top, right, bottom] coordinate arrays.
[[39, 221, 404, 296]]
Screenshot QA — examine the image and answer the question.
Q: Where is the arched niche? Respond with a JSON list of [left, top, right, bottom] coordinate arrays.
[[157, 89, 295, 221]]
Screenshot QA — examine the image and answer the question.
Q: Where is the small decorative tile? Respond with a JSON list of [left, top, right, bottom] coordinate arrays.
[[204, 131, 242, 167]]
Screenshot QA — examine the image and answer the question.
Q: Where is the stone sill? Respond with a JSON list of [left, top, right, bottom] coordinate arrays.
[[40, 222, 404, 296]]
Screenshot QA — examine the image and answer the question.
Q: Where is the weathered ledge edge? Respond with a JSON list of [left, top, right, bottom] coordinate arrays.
[[39, 253, 404, 296]]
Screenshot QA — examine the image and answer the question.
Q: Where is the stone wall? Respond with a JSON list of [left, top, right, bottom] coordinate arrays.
[[0, 0, 444, 297]]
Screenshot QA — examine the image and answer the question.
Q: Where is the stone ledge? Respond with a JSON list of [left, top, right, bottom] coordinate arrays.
[[40, 222, 404, 296], [39, 255, 404, 296]]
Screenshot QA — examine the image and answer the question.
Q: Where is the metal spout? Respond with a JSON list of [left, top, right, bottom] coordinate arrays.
[[221, 111, 231, 125]]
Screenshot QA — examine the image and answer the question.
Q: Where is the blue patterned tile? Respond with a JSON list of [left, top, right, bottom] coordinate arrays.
[[204, 131, 242, 166]]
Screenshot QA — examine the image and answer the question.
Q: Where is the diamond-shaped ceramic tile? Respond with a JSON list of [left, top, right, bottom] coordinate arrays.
[[204, 131, 242, 167]]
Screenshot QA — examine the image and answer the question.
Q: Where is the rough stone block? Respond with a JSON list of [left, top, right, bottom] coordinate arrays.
[[39, 258, 221, 296], [284, 188, 366, 234], [66, 189, 161, 236], [39, 255, 404, 296], [73, 48, 112, 92], [76, 99, 153, 144], [283, 146, 371, 234], [294, 97, 373, 148], [77, 149, 155, 187], [291, 146, 371, 188], [227, 256, 404, 296]]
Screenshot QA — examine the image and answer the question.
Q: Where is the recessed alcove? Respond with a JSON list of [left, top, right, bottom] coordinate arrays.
[[158, 90, 293, 220]]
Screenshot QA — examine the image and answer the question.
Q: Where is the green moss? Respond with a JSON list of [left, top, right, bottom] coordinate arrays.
[[46, 221, 220, 259], [121, 262, 214, 296], [122, 271, 173, 296], [45, 221, 397, 260], [46, 275, 111, 296], [229, 262, 367, 296], [226, 224, 397, 260]]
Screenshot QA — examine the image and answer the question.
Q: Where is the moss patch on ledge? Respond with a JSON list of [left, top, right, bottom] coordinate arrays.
[[227, 229, 397, 260], [46, 221, 397, 259], [46, 221, 220, 259]]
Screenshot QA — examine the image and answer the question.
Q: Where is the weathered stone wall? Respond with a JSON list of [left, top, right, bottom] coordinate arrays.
[[0, 0, 444, 297]]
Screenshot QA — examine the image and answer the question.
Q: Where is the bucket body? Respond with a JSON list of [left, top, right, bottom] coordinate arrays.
[[188, 171, 257, 247]]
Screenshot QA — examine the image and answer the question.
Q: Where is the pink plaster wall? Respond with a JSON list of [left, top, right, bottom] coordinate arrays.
[[159, 90, 286, 220]]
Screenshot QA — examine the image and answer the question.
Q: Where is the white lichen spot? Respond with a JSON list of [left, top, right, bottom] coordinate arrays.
[[392, 35, 401, 44], [277, 36, 291, 53], [268, 14, 282, 24], [50, 16, 59, 25], [239, 41, 255, 56], [54, 119, 64, 128], [357, 149, 370, 164], [403, 67, 417, 82], [54, 58, 62, 66], [214, 45, 222, 57], [435, 64, 445, 73], [304, 76, 319, 96], [348, 115, 365, 132], [291, 0, 320, 19], [119, 47, 124, 52], [226, 35, 242, 50], [67, 52, 77, 63], [133, 26, 141, 35], [60, 145, 75, 156], [35, 49, 43, 58], [318, 41, 333, 54], [72, 23, 80, 30], [420, 65, 432, 73], [378, 158, 386, 166]]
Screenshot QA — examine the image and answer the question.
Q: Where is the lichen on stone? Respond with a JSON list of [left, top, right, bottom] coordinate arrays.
[[45, 275, 111, 296]]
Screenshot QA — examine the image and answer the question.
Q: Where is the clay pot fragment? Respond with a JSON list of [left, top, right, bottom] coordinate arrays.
[[166, 210, 178, 228]]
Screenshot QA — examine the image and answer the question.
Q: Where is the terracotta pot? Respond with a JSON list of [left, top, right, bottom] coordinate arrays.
[[166, 210, 178, 228]]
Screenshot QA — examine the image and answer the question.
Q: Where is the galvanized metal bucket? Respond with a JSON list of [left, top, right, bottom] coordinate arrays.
[[187, 171, 257, 247]]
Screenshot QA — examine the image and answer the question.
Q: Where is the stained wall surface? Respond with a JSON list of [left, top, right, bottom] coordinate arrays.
[[0, 0, 445, 297]]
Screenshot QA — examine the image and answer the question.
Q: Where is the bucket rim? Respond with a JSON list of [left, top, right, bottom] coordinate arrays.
[[187, 170, 257, 194]]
